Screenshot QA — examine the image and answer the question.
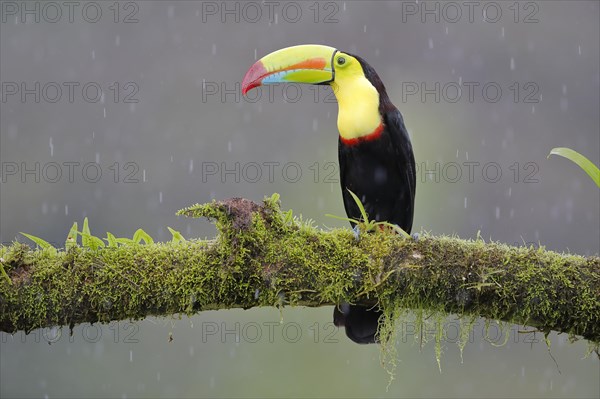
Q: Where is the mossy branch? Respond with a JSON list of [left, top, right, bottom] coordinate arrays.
[[0, 196, 598, 346]]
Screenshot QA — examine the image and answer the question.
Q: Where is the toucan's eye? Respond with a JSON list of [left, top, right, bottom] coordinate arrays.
[[337, 57, 346, 66]]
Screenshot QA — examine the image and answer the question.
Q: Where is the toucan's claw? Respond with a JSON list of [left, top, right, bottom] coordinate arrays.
[[352, 225, 361, 241], [412, 232, 420, 241]]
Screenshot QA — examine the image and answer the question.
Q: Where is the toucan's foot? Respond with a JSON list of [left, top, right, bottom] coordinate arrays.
[[352, 225, 361, 241], [412, 232, 420, 241]]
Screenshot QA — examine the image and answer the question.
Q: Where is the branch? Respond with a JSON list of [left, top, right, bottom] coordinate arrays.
[[1, 195, 598, 345]]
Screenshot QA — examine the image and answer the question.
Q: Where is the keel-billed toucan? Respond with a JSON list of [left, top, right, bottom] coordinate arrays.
[[241, 44, 416, 344]]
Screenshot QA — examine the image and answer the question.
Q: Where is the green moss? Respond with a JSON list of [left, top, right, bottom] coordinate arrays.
[[1, 195, 599, 364]]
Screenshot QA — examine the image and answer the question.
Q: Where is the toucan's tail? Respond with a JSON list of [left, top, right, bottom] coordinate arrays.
[[333, 303, 382, 344]]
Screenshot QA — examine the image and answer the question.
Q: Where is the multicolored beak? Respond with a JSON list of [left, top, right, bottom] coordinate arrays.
[[241, 44, 337, 95]]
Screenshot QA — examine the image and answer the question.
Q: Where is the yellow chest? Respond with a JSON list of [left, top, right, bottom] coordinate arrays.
[[332, 77, 382, 141]]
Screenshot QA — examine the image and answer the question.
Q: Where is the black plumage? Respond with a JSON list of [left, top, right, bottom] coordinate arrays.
[[333, 55, 416, 344]]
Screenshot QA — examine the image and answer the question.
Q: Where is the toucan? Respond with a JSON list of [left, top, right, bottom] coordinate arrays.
[[241, 44, 416, 344]]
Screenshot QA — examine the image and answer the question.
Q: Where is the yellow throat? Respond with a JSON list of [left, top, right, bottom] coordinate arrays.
[[331, 68, 382, 141]]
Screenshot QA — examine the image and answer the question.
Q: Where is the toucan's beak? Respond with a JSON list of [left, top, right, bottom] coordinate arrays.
[[241, 44, 337, 95]]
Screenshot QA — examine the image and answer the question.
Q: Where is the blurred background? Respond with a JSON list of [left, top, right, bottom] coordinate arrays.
[[1, 1, 598, 397]]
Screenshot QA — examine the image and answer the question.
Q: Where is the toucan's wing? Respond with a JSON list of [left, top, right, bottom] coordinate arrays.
[[383, 108, 416, 233]]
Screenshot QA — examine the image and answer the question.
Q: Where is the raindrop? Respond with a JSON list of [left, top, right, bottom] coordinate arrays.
[[228, 141, 232, 152], [100, 92, 105, 104], [95, 152, 100, 164], [531, 105, 535, 114], [189, 159, 194, 173], [142, 169, 146, 182], [103, 108, 106, 118], [168, 5, 174, 18], [456, 149, 459, 158], [578, 45, 581, 55], [92, 131, 95, 139], [254, 48, 257, 60], [274, 13, 278, 24], [495, 207, 500, 219], [49, 137, 54, 157], [465, 152, 469, 160], [509, 209, 514, 218], [92, 50, 95, 60], [510, 58, 515, 71], [196, 9, 199, 17], [212, 43, 216, 55], [428, 38, 434, 49], [562, 84, 567, 95], [65, 205, 69, 215], [374, 167, 387, 184], [170, 155, 174, 163], [363, 25, 367, 33], [189, 346, 195, 357], [115, 35, 120, 47], [375, 48, 380, 57], [445, 26, 448, 35], [129, 103, 136, 113], [42, 202, 48, 215], [159, 192, 163, 203], [464, 197, 467, 209], [458, 76, 462, 85], [343, 2, 346, 11], [508, 187, 512, 197], [501, 27, 505, 38], [317, 196, 324, 210], [312, 118, 318, 132], [129, 350, 133, 362]]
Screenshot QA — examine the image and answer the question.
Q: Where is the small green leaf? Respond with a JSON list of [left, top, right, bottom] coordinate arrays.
[[269, 193, 280, 203], [105, 232, 118, 247], [548, 147, 600, 188], [82, 217, 91, 248], [346, 189, 370, 223], [78, 218, 105, 250], [20, 233, 53, 250], [115, 237, 135, 245], [167, 227, 185, 243], [325, 214, 359, 224], [65, 222, 78, 250], [282, 209, 294, 224], [0, 261, 12, 285], [81, 234, 105, 250], [133, 229, 154, 244]]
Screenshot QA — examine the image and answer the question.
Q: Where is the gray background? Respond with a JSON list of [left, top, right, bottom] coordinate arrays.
[[1, 1, 598, 398]]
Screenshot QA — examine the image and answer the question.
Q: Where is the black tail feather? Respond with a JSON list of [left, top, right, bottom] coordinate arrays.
[[333, 303, 382, 344]]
